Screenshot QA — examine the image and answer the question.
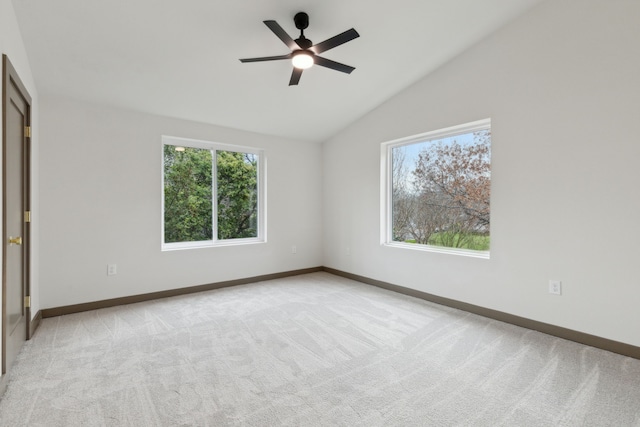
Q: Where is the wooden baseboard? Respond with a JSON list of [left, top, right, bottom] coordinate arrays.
[[41, 267, 323, 318], [323, 267, 640, 360], [28, 310, 42, 339], [37, 265, 639, 360]]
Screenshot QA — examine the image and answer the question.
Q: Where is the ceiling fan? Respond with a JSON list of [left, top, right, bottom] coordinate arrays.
[[240, 12, 360, 86]]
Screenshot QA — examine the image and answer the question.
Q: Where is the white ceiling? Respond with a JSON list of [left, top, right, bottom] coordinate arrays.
[[13, 0, 543, 143]]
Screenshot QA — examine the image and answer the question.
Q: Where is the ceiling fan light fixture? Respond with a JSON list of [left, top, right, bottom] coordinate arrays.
[[292, 51, 314, 69], [239, 12, 359, 85]]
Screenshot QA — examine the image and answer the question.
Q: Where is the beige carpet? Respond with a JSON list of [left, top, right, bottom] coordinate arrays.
[[1, 272, 639, 426]]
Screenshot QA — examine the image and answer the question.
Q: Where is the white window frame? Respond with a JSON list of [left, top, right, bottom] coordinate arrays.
[[161, 135, 266, 251], [380, 119, 491, 259]]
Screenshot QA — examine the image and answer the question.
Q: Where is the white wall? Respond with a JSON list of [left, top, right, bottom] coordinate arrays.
[[323, 0, 640, 347], [39, 96, 323, 308], [1, 0, 40, 376]]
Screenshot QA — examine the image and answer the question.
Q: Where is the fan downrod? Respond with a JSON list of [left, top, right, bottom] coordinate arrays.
[[293, 12, 312, 49]]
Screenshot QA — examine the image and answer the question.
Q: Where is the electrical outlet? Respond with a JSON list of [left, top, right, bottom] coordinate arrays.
[[346, 246, 351, 256], [549, 280, 562, 295], [292, 245, 297, 254], [107, 264, 117, 276]]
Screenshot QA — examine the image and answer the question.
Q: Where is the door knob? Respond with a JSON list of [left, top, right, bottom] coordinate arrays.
[[8, 236, 22, 245]]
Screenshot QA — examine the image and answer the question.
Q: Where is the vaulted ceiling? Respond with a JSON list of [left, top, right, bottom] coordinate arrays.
[[13, 0, 543, 142]]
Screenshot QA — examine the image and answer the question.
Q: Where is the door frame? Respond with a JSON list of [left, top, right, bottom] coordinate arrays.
[[2, 54, 32, 375]]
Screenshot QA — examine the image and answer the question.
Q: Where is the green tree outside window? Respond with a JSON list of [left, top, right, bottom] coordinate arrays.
[[163, 143, 260, 244]]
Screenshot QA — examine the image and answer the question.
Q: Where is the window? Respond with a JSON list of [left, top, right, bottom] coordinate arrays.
[[162, 136, 265, 249], [381, 119, 491, 257]]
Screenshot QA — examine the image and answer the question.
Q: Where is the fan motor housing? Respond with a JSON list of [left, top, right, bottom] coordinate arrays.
[[295, 37, 313, 49]]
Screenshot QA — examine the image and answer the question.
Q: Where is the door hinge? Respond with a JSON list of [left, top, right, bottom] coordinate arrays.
[[25, 211, 31, 223], [24, 296, 31, 309], [25, 126, 32, 138]]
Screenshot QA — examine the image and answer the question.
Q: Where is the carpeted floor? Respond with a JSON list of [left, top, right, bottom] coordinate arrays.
[[1, 272, 639, 426]]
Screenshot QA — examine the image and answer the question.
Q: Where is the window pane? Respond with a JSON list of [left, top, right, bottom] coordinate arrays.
[[162, 136, 264, 248], [164, 145, 213, 243], [216, 151, 258, 240], [391, 129, 491, 251]]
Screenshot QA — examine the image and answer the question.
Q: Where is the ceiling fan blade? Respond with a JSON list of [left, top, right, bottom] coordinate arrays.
[[239, 54, 292, 63], [312, 28, 360, 54], [264, 20, 298, 51], [289, 68, 303, 86], [314, 56, 356, 74]]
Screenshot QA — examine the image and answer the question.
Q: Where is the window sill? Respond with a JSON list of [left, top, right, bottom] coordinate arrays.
[[162, 238, 266, 252], [382, 241, 490, 259]]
